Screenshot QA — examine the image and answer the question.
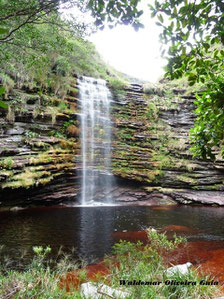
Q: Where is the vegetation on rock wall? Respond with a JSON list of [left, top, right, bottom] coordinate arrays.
[[111, 80, 224, 204]]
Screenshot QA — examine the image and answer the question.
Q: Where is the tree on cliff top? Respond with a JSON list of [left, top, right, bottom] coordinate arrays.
[[0, 0, 143, 42], [0, 0, 89, 42]]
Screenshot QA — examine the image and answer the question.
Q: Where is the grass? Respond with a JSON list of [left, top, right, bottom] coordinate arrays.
[[0, 247, 82, 299], [0, 230, 221, 298], [1, 168, 52, 189], [144, 77, 205, 97], [0, 73, 15, 98], [0, 157, 14, 170]]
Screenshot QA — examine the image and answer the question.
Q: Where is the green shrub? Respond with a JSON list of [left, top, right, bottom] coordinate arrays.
[[146, 101, 158, 120], [108, 77, 127, 96], [107, 230, 219, 299]]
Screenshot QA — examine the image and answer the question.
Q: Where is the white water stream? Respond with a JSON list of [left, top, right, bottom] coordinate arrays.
[[78, 76, 114, 205]]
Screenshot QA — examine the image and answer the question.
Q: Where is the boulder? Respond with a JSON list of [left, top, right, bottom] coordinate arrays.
[[81, 282, 130, 299], [166, 262, 193, 276]]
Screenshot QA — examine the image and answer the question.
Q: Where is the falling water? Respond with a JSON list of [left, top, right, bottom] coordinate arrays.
[[78, 76, 114, 205]]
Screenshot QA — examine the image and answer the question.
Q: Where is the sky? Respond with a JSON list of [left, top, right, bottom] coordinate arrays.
[[89, 6, 166, 83]]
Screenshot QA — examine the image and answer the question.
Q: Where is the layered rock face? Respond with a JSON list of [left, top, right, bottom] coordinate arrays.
[[0, 77, 224, 207], [111, 85, 224, 205], [0, 76, 80, 206]]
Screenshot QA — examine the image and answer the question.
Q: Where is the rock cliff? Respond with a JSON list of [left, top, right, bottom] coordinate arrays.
[[111, 84, 224, 205], [0, 76, 224, 207], [0, 76, 80, 206]]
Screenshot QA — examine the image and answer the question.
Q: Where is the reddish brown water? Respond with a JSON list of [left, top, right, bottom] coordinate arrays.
[[1, 203, 224, 277], [165, 241, 224, 282]]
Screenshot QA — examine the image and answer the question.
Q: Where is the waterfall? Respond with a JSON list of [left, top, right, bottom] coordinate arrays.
[[78, 76, 114, 205]]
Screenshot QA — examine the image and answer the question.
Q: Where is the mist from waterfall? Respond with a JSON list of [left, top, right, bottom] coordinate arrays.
[[78, 76, 114, 205]]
